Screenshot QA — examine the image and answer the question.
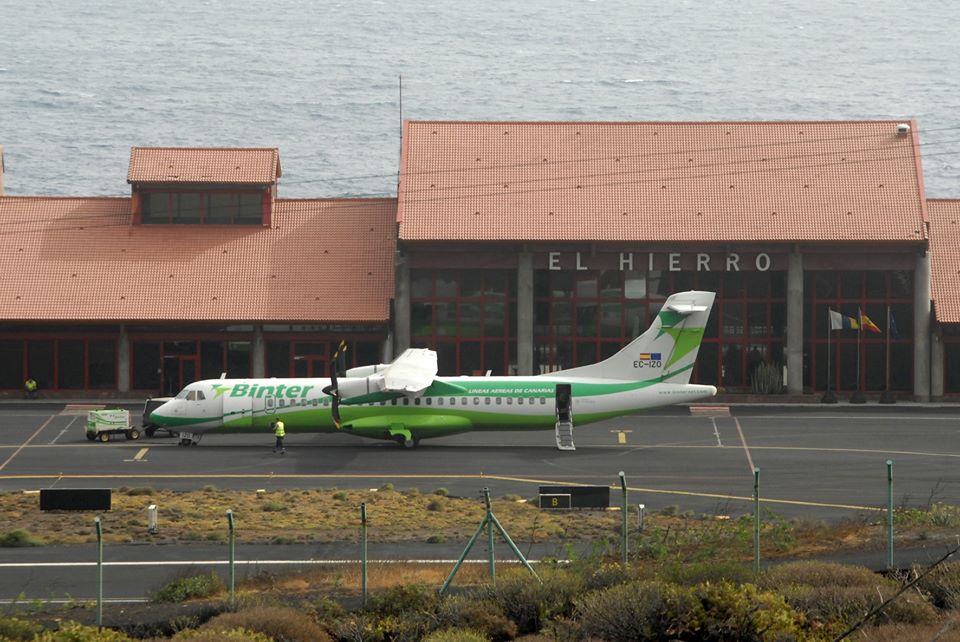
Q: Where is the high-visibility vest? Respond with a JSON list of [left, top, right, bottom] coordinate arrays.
[[274, 421, 285, 437], [25, 379, 37, 392]]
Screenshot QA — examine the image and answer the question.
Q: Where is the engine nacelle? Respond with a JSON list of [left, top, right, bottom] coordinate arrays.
[[345, 364, 389, 378], [337, 374, 387, 399]]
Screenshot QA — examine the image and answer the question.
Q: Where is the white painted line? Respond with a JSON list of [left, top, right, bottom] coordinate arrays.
[[733, 417, 756, 474], [0, 415, 55, 473], [124, 448, 149, 462], [0, 559, 554, 568], [710, 417, 723, 447], [49, 416, 78, 445]]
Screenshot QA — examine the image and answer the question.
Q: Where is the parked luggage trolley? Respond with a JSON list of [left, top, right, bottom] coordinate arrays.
[[86, 409, 140, 442]]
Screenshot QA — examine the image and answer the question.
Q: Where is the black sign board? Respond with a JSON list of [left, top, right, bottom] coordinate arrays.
[[538, 485, 609, 509], [538, 494, 572, 509], [40, 489, 111, 511]]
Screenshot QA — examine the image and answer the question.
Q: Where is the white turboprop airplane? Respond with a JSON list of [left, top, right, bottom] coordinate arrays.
[[150, 291, 717, 449]]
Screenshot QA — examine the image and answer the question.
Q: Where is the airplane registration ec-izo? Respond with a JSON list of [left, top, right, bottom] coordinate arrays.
[[150, 291, 717, 450]]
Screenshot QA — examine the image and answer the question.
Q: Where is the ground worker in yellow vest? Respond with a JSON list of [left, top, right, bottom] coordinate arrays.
[[24, 378, 38, 400], [272, 419, 286, 454]]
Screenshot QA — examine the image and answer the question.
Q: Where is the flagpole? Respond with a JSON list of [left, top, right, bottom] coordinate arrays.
[[822, 308, 837, 403], [881, 304, 896, 404], [851, 307, 866, 404]]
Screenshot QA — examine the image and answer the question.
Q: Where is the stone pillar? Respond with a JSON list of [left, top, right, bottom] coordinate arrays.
[[117, 325, 130, 393], [252, 325, 265, 378], [913, 251, 931, 401], [517, 253, 534, 376], [786, 252, 803, 396], [394, 253, 411, 355], [931, 324, 944, 400]]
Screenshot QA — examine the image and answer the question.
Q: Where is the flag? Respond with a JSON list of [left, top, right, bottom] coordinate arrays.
[[828, 309, 858, 331], [860, 310, 882, 334], [889, 310, 900, 339]]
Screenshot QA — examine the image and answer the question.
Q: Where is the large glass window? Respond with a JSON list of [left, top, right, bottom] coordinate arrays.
[[410, 269, 517, 375], [27, 340, 55, 391], [804, 270, 913, 393], [534, 269, 786, 387], [133, 341, 161, 390], [58, 340, 85, 389], [141, 190, 265, 225], [88, 340, 116, 389], [0, 340, 23, 389]]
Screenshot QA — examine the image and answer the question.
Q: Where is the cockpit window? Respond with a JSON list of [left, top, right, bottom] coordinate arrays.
[[196, 391, 205, 401], [186, 391, 197, 401], [175, 389, 189, 400]]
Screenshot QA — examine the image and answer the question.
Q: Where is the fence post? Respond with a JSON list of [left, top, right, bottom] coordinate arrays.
[[360, 502, 368, 608], [619, 471, 628, 565], [226, 510, 235, 604], [95, 516, 103, 628], [887, 460, 894, 570], [484, 488, 496, 585], [753, 466, 761, 573]]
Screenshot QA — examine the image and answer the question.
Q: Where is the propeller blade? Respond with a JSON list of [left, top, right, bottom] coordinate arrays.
[[322, 340, 349, 429]]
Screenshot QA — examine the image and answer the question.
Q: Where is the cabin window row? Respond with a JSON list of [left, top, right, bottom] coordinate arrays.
[[271, 396, 552, 407]]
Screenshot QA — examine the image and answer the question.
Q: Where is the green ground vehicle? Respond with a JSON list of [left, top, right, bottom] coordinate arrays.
[[85, 409, 140, 442]]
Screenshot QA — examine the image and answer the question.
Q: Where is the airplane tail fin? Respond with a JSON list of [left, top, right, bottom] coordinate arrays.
[[550, 290, 715, 383]]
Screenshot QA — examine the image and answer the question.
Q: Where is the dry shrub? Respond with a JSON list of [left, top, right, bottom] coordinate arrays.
[[915, 560, 960, 610], [856, 619, 960, 642], [32, 621, 134, 641], [437, 595, 518, 640], [171, 628, 273, 642], [422, 628, 491, 642], [574, 579, 676, 641], [201, 605, 332, 642], [762, 561, 937, 628], [760, 560, 881, 589], [481, 566, 585, 634]]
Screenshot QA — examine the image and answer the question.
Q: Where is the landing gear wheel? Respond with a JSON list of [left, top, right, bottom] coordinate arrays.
[[179, 438, 193, 447], [98, 432, 110, 443], [125, 428, 141, 441], [401, 437, 419, 449], [144, 427, 156, 438]]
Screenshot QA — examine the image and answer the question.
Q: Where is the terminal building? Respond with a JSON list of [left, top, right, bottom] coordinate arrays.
[[1, 120, 959, 400]]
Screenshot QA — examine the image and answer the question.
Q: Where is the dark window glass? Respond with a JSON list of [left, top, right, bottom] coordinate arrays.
[[133, 341, 161, 390], [890, 271, 912, 298], [207, 193, 232, 224], [411, 271, 433, 298], [88, 340, 116, 389], [460, 272, 483, 298], [237, 193, 262, 224], [484, 271, 507, 297], [722, 303, 744, 337], [201, 341, 225, 380], [58, 340, 84, 389], [177, 193, 202, 224], [436, 273, 457, 297], [600, 303, 621, 338], [266, 342, 291, 377], [598, 270, 622, 298], [576, 342, 597, 366], [696, 342, 718, 386], [411, 302, 433, 336], [485, 303, 505, 337], [436, 343, 456, 375], [227, 342, 251, 378], [0, 340, 24, 389], [355, 341, 380, 368], [814, 272, 836, 299], [142, 192, 171, 224], [27, 340, 55, 391], [865, 272, 886, 298], [722, 344, 742, 386], [722, 273, 745, 298], [459, 304, 481, 338], [484, 341, 505, 376], [461, 342, 481, 374], [840, 273, 862, 299], [433, 302, 455, 336]]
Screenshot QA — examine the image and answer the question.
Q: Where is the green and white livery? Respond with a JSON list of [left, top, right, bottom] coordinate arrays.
[[151, 291, 717, 448]]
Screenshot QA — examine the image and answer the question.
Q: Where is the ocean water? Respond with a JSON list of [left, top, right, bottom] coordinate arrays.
[[1, 0, 959, 199]]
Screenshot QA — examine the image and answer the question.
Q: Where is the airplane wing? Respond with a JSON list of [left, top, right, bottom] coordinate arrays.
[[382, 348, 438, 393]]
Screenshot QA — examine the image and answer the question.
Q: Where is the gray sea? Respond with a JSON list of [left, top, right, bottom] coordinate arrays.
[[1, 0, 959, 199]]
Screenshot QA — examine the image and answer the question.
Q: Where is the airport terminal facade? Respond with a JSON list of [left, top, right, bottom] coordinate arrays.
[[2, 120, 959, 400]]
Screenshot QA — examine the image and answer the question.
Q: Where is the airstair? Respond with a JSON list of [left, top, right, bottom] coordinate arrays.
[[555, 410, 576, 451]]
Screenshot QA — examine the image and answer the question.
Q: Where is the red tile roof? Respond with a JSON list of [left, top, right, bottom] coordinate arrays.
[[398, 120, 928, 243], [0, 196, 396, 323], [928, 199, 960, 323], [127, 147, 281, 185]]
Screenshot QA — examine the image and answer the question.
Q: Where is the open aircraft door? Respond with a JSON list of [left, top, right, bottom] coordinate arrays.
[[222, 391, 253, 429]]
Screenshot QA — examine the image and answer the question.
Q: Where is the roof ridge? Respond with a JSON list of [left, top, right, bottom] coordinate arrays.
[[405, 118, 916, 126]]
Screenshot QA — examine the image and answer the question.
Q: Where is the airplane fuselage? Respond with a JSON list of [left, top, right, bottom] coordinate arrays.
[[151, 375, 717, 443]]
